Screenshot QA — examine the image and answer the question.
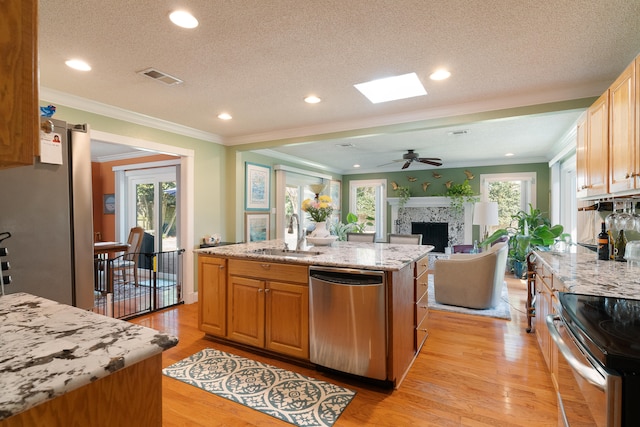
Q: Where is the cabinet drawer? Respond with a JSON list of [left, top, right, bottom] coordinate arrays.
[[415, 291, 429, 326], [535, 262, 553, 288], [415, 255, 429, 278], [229, 259, 308, 284], [416, 316, 428, 350], [415, 276, 428, 305]]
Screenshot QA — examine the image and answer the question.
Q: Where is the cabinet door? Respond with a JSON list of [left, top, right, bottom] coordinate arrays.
[[227, 275, 264, 347], [636, 55, 640, 190], [198, 256, 227, 336], [609, 61, 636, 193], [265, 281, 309, 359], [0, 0, 38, 167], [576, 113, 588, 195], [586, 91, 610, 197]]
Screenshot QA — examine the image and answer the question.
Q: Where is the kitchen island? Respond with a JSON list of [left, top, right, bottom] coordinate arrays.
[[196, 239, 433, 387], [0, 292, 178, 426]]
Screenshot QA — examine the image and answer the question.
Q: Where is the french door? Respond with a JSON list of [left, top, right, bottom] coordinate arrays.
[[125, 166, 178, 252]]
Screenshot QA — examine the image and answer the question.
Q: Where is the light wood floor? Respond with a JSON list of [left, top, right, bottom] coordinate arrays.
[[130, 277, 558, 426]]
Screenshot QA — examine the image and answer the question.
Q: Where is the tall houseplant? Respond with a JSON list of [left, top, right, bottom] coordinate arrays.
[[481, 204, 565, 278]]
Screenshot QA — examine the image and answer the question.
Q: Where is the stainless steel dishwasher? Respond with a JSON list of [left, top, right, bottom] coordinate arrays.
[[309, 266, 387, 380]]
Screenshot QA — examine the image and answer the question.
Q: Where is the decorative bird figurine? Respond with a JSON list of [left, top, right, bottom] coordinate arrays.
[[422, 182, 431, 192], [432, 172, 442, 179], [407, 176, 417, 182], [391, 181, 399, 190], [40, 104, 56, 117], [464, 170, 475, 180], [444, 180, 453, 189]]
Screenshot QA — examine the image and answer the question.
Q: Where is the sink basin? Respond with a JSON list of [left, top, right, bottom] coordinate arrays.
[[251, 248, 322, 257]]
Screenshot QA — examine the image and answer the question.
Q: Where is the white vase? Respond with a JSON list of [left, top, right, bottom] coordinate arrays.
[[310, 221, 330, 238]]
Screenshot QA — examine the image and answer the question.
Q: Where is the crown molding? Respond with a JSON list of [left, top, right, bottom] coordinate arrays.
[[40, 87, 223, 144]]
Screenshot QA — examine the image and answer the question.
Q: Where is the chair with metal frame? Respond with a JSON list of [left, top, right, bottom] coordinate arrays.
[[388, 233, 423, 245], [346, 232, 376, 242]]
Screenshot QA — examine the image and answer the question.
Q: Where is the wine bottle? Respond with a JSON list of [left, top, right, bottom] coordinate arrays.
[[615, 229, 627, 262], [597, 223, 609, 260]]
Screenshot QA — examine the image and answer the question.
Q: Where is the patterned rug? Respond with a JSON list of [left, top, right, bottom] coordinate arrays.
[[428, 277, 511, 320], [162, 349, 356, 427]]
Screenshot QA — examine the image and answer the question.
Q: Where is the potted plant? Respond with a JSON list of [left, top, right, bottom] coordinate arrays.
[[445, 180, 476, 214], [481, 204, 565, 278], [331, 212, 374, 241]]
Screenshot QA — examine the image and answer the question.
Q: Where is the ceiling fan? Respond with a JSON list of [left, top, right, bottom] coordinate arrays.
[[382, 149, 443, 169]]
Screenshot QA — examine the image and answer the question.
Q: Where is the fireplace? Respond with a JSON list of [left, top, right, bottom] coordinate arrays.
[[412, 222, 448, 252], [387, 196, 473, 250]]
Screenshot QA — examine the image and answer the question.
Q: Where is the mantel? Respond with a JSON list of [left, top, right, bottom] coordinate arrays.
[[387, 197, 473, 245]]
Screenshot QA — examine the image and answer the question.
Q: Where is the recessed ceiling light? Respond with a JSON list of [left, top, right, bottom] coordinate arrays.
[[505, 153, 515, 157], [304, 95, 321, 104], [430, 69, 451, 80], [218, 113, 232, 120], [65, 59, 91, 71], [169, 10, 198, 29], [353, 164, 361, 168], [354, 72, 426, 104]]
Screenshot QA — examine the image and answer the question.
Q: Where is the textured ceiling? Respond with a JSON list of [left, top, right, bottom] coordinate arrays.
[[39, 1, 640, 173]]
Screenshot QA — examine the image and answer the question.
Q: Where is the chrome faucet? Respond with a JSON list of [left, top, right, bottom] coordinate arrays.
[[287, 213, 305, 250]]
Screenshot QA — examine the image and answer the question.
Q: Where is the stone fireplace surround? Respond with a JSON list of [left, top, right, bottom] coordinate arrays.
[[388, 197, 474, 249]]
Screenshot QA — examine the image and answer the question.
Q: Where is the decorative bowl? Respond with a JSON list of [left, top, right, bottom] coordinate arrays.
[[307, 236, 338, 246]]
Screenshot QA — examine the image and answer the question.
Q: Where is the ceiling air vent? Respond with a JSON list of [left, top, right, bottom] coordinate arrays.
[[137, 68, 183, 86]]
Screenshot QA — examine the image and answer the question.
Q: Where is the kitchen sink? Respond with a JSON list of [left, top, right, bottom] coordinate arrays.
[[251, 248, 322, 257]]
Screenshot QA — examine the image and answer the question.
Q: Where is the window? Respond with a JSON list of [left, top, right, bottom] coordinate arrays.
[[559, 155, 577, 242], [480, 173, 536, 234], [349, 179, 386, 241]]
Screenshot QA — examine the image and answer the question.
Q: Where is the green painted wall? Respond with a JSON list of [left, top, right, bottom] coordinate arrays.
[[342, 162, 551, 240]]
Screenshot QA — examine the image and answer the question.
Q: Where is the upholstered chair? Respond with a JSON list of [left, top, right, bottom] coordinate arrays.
[[433, 242, 508, 309]]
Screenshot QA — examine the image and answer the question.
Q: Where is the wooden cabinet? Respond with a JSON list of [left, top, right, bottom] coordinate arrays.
[[0, 0, 38, 168], [227, 259, 309, 360], [198, 256, 227, 337], [414, 255, 429, 351], [534, 259, 565, 391], [609, 61, 636, 193], [577, 91, 609, 198]]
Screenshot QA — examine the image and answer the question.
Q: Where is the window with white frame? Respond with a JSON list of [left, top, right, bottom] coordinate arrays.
[[349, 179, 386, 241], [479, 172, 536, 234]]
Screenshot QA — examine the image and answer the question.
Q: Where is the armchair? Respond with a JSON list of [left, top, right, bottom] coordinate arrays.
[[433, 242, 508, 309]]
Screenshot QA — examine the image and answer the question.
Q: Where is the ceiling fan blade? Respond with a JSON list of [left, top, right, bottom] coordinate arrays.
[[377, 159, 404, 167], [418, 158, 442, 167], [401, 160, 411, 169]]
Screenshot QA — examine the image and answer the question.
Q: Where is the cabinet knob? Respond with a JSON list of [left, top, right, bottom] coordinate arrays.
[[258, 288, 264, 293], [264, 288, 271, 293], [260, 264, 271, 269], [218, 265, 224, 270]]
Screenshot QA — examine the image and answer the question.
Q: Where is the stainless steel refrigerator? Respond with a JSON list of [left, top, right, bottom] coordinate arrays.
[[0, 118, 95, 309]]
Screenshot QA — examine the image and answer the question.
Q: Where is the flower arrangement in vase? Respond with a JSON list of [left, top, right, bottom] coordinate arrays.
[[302, 195, 334, 238]]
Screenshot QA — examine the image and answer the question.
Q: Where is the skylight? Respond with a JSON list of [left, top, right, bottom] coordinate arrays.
[[354, 72, 426, 104]]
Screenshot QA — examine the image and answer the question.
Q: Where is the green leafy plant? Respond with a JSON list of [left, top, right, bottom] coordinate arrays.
[[331, 212, 374, 241], [480, 204, 566, 277], [446, 180, 476, 214], [395, 186, 411, 209]]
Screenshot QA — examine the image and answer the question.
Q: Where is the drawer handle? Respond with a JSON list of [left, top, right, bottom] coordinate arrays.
[[418, 304, 428, 309], [260, 264, 271, 269], [417, 328, 428, 332], [419, 281, 427, 287]]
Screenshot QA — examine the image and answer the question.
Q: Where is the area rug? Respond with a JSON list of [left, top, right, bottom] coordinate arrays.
[[427, 277, 511, 320], [162, 349, 356, 427]]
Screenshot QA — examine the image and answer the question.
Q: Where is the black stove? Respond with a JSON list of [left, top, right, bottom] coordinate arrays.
[[559, 292, 640, 374]]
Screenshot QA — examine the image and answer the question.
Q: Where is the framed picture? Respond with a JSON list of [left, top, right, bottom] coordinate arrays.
[[245, 162, 271, 210], [245, 213, 270, 242], [103, 193, 115, 215], [330, 180, 341, 211]]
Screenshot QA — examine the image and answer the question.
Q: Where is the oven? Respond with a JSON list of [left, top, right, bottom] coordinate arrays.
[[547, 293, 640, 427]]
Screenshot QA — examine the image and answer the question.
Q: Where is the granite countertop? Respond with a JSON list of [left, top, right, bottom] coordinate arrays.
[[195, 239, 434, 271], [534, 248, 640, 300], [0, 293, 178, 421]]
